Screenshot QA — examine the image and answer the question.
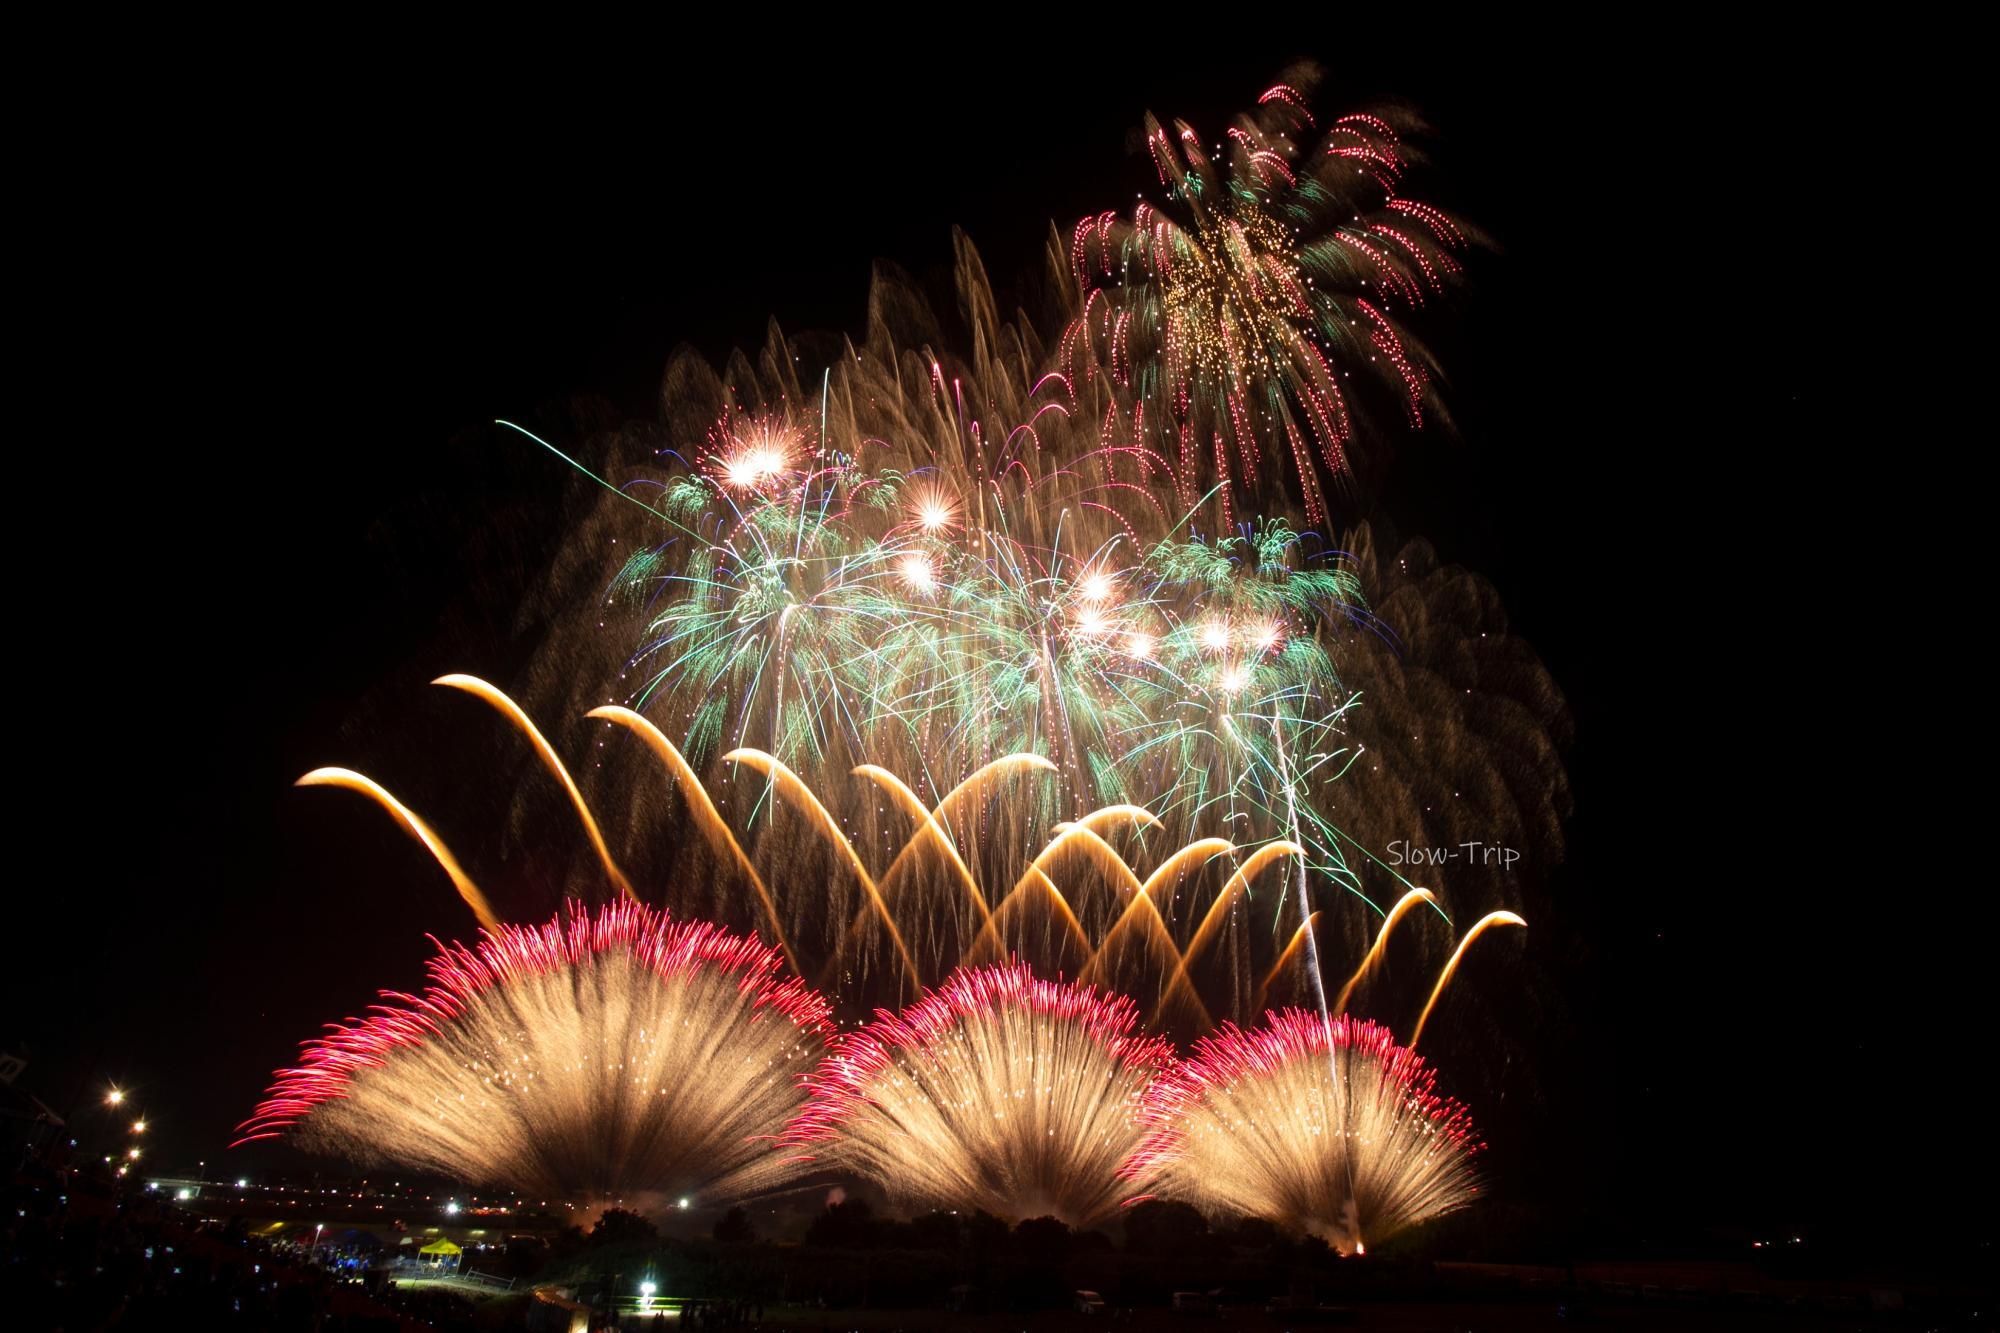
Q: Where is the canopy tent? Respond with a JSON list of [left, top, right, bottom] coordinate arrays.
[[417, 1238, 463, 1269]]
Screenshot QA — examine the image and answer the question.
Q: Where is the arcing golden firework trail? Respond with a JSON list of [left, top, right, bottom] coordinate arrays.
[[1127, 1011, 1481, 1254], [1411, 910, 1528, 1050], [295, 672, 1529, 1035], [785, 963, 1173, 1227], [236, 901, 832, 1204]]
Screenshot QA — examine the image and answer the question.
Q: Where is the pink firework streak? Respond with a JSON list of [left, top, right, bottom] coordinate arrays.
[[1059, 89, 1463, 523], [1124, 1011, 1482, 1254], [786, 962, 1175, 1227], [236, 900, 833, 1204]]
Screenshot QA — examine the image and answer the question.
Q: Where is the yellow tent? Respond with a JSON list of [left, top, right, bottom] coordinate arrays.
[[417, 1238, 462, 1267]]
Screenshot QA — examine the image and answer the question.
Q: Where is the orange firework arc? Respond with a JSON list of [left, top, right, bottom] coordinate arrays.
[[1332, 887, 1439, 1018], [1256, 911, 1324, 1011], [852, 763, 992, 928], [1160, 840, 1303, 1016], [722, 747, 922, 996], [433, 674, 636, 902], [1410, 911, 1527, 1050], [969, 865, 1095, 968], [294, 768, 500, 929], [588, 706, 798, 976]]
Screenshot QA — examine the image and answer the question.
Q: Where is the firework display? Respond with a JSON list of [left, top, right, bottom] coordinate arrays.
[[502, 71, 1485, 885], [785, 963, 1173, 1227], [1127, 1011, 1480, 1253], [235, 901, 832, 1204], [245, 66, 1556, 1249], [478, 68, 1563, 1021]]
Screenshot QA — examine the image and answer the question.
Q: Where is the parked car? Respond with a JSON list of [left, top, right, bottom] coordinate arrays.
[[1074, 1290, 1107, 1315], [1171, 1290, 1216, 1315]]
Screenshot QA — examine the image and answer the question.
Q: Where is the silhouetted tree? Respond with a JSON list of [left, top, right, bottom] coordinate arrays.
[[963, 1210, 1010, 1260], [1122, 1199, 1208, 1256], [502, 1235, 549, 1277], [712, 1206, 757, 1246], [903, 1210, 961, 1251], [1014, 1215, 1071, 1267], [1227, 1216, 1281, 1251], [1071, 1227, 1114, 1254], [804, 1197, 877, 1248], [588, 1208, 658, 1247]]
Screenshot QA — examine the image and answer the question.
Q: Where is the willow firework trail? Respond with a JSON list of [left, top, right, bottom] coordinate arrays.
[[1126, 1010, 1480, 1254], [785, 963, 1173, 1227], [236, 901, 833, 1204]]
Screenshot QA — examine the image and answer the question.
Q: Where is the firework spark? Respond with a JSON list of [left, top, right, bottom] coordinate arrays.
[[236, 901, 833, 1205], [1127, 1010, 1480, 1253], [786, 963, 1172, 1226], [1061, 71, 1466, 524]]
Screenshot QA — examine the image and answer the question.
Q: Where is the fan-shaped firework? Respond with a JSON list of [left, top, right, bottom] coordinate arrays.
[[236, 900, 833, 1204], [785, 963, 1172, 1226], [1126, 1010, 1480, 1253]]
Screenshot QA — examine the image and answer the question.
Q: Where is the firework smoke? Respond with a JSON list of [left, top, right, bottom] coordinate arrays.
[[1128, 1010, 1480, 1253], [237, 901, 832, 1205], [786, 963, 1172, 1226]]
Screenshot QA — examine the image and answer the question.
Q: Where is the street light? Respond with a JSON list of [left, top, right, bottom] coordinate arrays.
[[105, 1087, 125, 1107]]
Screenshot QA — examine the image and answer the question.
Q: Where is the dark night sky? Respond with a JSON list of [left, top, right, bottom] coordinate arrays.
[[13, 40, 1973, 1255]]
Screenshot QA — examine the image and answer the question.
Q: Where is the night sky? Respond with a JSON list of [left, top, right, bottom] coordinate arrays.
[[15, 43, 1968, 1257]]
